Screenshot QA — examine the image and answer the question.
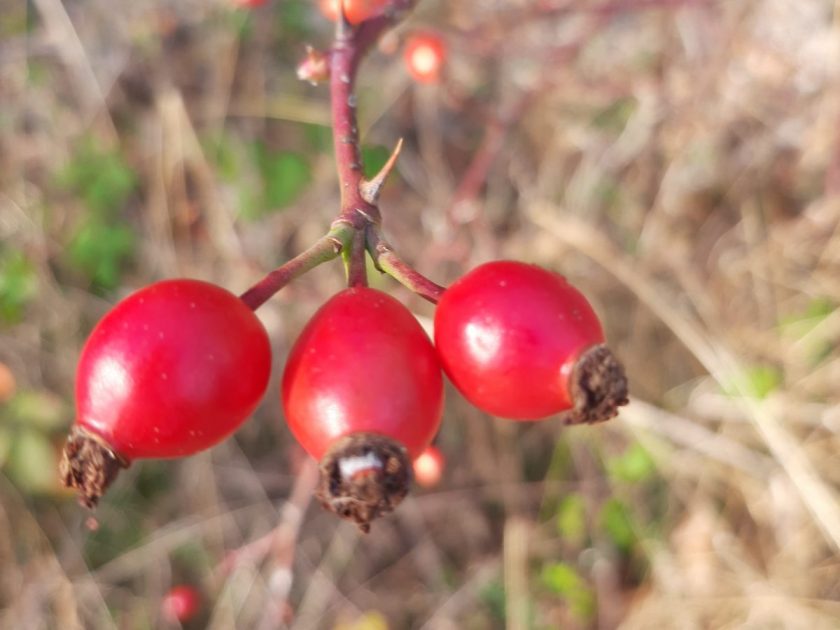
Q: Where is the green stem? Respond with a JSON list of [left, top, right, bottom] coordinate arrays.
[[239, 222, 353, 310]]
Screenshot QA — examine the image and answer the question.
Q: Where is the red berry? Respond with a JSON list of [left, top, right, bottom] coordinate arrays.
[[162, 584, 201, 624], [403, 32, 447, 84], [318, 0, 388, 25], [413, 445, 445, 488], [282, 287, 443, 530], [60, 279, 272, 507], [234, 0, 267, 7], [434, 261, 628, 422]]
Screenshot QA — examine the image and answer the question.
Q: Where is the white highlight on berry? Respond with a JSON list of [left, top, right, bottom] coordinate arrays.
[[339, 451, 384, 479]]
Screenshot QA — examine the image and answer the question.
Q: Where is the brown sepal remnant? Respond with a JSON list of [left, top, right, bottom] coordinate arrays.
[[315, 433, 411, 533], [59, 426, 129, 509], [563, 344, 629, 425]]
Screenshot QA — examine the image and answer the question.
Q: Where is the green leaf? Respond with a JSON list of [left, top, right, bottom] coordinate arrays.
[[746, 365, 781, 399], [8, 390, 67, 431], [68, 220, 135, 290], [0, 250, 37, 324], [247, 144, 311, 218], [591, 97, 635, 132], [478, 580, 506, 622], [607, 443, 656, 484], [304, 123, 333, 153], [720, 364, 782, 399], [780, 298, 835, 366], [58, 140, 136, 218], [7, 429, 58, 494], [203, 132, 241, 182], [780, 297, 834, 335], [0, 427, 11, 468], [276, 0, 311, 38], [556, 494, 587, 544], [263, 151, 310, 208], [600, 498, 636, 553], [540, 562, 596, 620], [361, 145, 391, 179]]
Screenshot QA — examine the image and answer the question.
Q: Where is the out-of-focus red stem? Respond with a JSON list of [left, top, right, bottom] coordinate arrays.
[[465, 0, 707, 41]]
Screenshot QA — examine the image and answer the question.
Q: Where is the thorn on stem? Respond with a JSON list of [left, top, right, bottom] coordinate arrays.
[[360, 138, 404, 204]]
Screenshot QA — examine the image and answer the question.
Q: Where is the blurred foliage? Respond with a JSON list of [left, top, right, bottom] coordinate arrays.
[[607, 443, 656, 484], [599, 498, 637, 554], [0, 0, 33, 37], [240, 143, 312, 219], [478, 580, 507, 624], [555, 493, 587, 546], [361, 145, 391, 179], [67, 221, 135, 291], [0, 250, 37, 324], [274, 0, 312, 40], [540, 562, 595, 622], [83, 462, 171, 568], [780, 297, 835, 365], [0, 388, 66, 495], [333, 610, 389, 630], [723, 364, 782, 400], [58, 140, 136, 217], [590, 97, 636, 132], [59, 139, 137, 291]]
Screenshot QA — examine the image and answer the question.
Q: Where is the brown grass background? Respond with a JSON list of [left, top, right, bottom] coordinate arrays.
[[1, 0, 840, 628]]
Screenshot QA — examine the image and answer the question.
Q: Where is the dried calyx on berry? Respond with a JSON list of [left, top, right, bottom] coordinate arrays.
[[565, 344, 628, 425], [316, 433, 411, 533]]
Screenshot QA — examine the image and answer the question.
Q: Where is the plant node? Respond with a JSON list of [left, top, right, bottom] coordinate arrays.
[[59, 426, 128, 509], [564, 344, 629, 425], [316, 433, 411, 533]]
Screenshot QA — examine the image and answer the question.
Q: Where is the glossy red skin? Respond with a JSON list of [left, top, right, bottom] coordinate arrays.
[[76, 279, 271, 460], [282, 287, 443, 460], [318, 0, 388, 24], [434, 261, 605, 420], [403, 33, 447, 84], [162, 584, 201, 623]]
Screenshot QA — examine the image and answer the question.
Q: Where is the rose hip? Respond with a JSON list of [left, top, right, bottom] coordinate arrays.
[[434, 261, 628, 422], [60, 279, 272, 507], [282, 287, 443, 530]]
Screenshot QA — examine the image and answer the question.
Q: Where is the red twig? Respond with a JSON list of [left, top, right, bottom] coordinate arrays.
[[239, 0, 445, 305], [239, 224, 350, 310], [367, 226, 445, 303]]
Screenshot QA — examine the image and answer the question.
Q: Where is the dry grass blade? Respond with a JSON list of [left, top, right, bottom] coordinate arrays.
[[529, 207, 840, 552]]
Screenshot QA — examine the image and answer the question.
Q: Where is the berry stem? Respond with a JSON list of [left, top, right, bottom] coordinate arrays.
[[366, 225, 446, 303], [242, 1, 424, 308], [345, 227, 369, 288], [330, 1, 415, 226], [239, 222, 352, 310], [330, 17, 371, 219]]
